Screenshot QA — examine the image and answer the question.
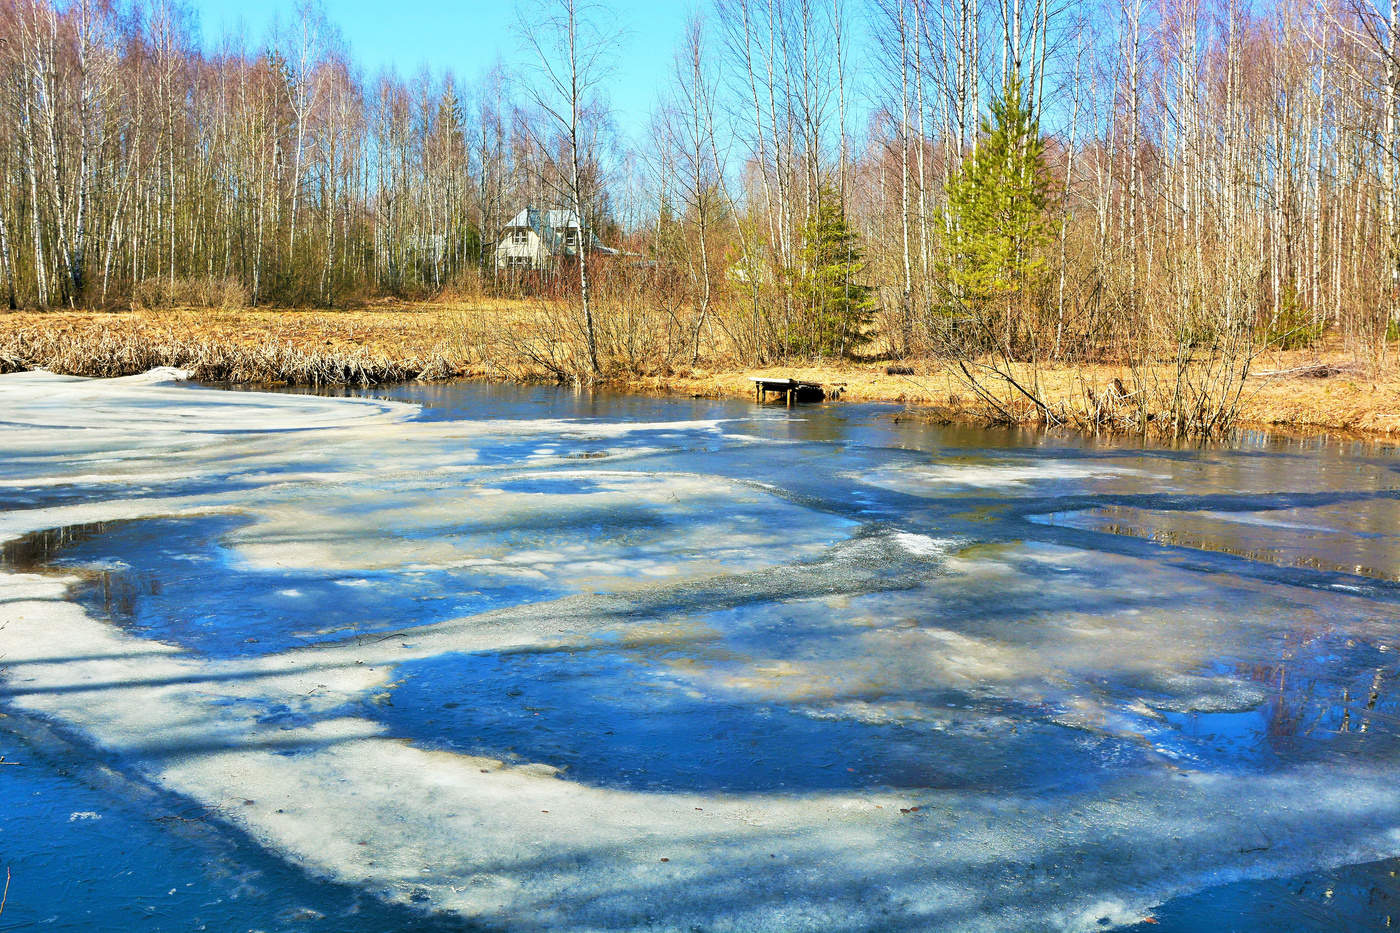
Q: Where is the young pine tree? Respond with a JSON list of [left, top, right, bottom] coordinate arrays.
[[792, 189, 874, 357], [940, 71, 1054, 352]]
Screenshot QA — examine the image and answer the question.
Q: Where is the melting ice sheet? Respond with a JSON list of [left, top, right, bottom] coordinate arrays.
[[2, 371, 1400, 931]]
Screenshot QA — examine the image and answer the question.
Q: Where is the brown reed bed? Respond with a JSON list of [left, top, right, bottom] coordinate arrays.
[[0, 307, 474, 386], [0, 328, 453, 386]]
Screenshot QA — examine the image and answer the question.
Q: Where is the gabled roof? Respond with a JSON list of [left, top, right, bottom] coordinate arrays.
[[504, 208, 582, 231]]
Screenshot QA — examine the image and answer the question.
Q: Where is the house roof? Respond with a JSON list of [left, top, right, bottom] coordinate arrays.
[[505, 208, 580, 230], [504, 207, 618, 256]]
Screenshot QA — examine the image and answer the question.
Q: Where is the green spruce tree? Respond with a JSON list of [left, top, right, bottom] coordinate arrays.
[[940, 71, 1054, 351], [792, 188, 874, 357]]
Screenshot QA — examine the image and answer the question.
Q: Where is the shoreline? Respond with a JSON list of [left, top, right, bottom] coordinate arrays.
[[615, 369, 1400, 446], [3, 305, 1398, 444]]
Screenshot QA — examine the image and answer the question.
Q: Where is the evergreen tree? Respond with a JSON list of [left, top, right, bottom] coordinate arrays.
[[940, 71, 1054, 344], [792, 189, 874, 357]]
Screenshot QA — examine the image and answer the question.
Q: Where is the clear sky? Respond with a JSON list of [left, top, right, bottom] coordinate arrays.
[[192, 0, 694, 141]]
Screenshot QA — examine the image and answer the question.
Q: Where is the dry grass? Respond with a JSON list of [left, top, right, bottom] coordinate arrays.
[[622, 346, 1400, 439], [0, 304, 495, 386], [2, 303, 1398, 438], [1237, 344, 1400, 437]]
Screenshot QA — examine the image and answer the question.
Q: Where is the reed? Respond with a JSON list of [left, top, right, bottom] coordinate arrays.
[[0, 327, 459, 387]]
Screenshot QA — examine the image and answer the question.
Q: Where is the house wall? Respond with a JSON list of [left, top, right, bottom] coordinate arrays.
[[495, 229, 552, 270]]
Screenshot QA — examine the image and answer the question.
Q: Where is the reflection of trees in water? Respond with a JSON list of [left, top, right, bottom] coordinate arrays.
[[1100, 516, 1399, 582], [1338, 669, 1388, 736], [92, 567, 161, 622], [0, 521, 112, 571], [1229, 628, 1396, 756], [0, 521, 163, 625]]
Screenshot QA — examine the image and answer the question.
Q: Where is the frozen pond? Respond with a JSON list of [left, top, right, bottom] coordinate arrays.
[[1, 370, 1399, 930]]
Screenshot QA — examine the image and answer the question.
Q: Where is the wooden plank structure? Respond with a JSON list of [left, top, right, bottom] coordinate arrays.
[[750, 377, 831, 406]]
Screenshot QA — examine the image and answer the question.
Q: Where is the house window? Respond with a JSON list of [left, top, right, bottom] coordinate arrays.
[[564, 229, 578, 248], [511, 229, 528, 245]]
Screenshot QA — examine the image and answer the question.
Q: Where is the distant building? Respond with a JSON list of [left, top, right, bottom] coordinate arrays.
[[494, 207, 618, 272]]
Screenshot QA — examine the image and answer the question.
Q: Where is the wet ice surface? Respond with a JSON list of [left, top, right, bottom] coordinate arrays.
[[0, 724, 467, 931], [2, 372, 1400, 930]]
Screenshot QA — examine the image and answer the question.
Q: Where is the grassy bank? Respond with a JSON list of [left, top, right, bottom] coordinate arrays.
[[641, 357, 1400, 439], [3, 304, 1398, 440]]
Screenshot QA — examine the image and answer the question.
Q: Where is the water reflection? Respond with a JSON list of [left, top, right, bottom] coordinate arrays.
[[1038, 499, 1400, 583]]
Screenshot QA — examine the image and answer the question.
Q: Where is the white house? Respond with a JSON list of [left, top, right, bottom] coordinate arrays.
[[494, 207, 618, 272]]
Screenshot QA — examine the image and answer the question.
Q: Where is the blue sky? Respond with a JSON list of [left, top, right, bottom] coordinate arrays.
[[193, 0, 693, 140]]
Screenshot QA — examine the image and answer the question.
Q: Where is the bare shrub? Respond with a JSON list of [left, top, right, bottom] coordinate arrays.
[[189, 276, 250, 310], [130, 278, 170, 310], [131, 276, 249, 310]]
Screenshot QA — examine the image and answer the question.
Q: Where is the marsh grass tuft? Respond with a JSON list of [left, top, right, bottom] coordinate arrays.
[[0, 325, 450, 386]]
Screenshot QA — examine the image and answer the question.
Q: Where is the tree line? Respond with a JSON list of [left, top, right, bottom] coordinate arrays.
[[2, 0, 1398, 374]]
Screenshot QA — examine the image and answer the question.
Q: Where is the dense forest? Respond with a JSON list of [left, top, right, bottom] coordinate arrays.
[[1, 0, 1398, 388]]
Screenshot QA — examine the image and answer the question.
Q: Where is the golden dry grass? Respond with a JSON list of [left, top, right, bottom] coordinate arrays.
[[3, 302, 1398, 438], [632, 349, 1400, 439], [1236, 345, 1400, 436], [0, 304, 486, 359], [0, 303, 502, 384]]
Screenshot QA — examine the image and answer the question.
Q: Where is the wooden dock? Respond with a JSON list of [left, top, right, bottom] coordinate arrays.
[[750, 377, 834, 406]]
